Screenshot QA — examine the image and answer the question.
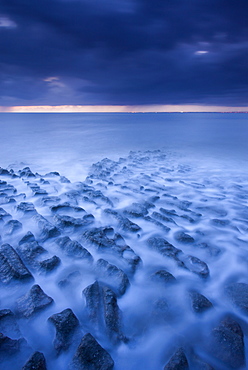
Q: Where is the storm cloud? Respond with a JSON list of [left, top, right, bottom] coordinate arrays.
[[0, 0, 247, 106]]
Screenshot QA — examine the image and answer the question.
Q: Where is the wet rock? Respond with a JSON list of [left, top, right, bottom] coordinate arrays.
[[225, 282, 248, 314], [0, 180, 16, 194], [56, 236, 93, 261], [0, 309, 21, 338], [0, 207, 12, 222], [151, 270, 176, 285], [211, 218, 230, 227], [0, 167, 11, 176], [0, 333, 26, 356], [96, 258, 130, 296], [19, 231, 36, 245], [123, 202, 149, 217], [17, 240, 47, 268], [33, 214, 60, 240], [174, 231, 195, 244], [17, 202, 37, 215], [152, 211, 177, 225], [54, 214, 94, 229], [71, 333, 114, 370], [58, 271, 81, 289], [4, 219, 22, 235], [182, 255, 209, 278], [48, 308, 79, 354], [104, 209, 141, 232], [208, 316, 245, 369], [189, 291, 213, 313], [147, 237, 181, 260], [83, 281, 101, 325], [0, 243, 33, 283], [39, 255, 61, 272], [40, 196, 61, 206], [22, 351, 47, 370], [144, 216, 171, 232], [51, 202, 85, 214], [164, 348, 189, 369], [19, 167, 36, 178], [83, 281, 124, 342], [83, 227, 140, 271], [16, 284, 53, 318]]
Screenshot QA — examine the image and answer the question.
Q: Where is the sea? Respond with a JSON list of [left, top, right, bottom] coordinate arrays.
[[0, 112, 248, 369]]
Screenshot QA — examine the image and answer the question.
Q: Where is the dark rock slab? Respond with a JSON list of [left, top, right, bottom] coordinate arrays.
[[83, 281, 124, 342], [22, 351, 47, 370], [71, 333, 114, 370], [17, 202, 37, 215], [54, 214, 94, 229], [225, 282, 248, 314], [152, 211, 177, 225], [56, 236, 93, 261], [39, 255, 61, 272], [104, 209, 141, 232], [144, 215, 171, 232], [151, 270, 176, 285], [164, 348, 189, 369], [147, 237, 181, 260], [33, 214, 60, 240], [16, 284, 53, 318], [0, 243, 33, 284], [51, 202, 85, 214], [17, 241, 47, 268], [96, 258, 130, 296], [174, 231, 195, 244], [189, 291, 213, 313], [4, 219, 22, 235], [0, 207, 12, 221], [18, 167, 36, 178], [208, 316, 245, 369], [83, 227, 140, 271], [0, 333, 26, 357], [49, 308, 79, 354], [182, 255, 209, 278], [0, 309, 21, 338], [19, 232, 36, 245], [123, 202, 149, 217]]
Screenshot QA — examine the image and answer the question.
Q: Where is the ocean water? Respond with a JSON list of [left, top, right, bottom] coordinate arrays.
[[1, 112, 248, 180], [1, 112, 248, 369]]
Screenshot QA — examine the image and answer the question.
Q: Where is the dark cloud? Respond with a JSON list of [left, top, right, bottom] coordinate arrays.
[[0, 0, 247, 106]]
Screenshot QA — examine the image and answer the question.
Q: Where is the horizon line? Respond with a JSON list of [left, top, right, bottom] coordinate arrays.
[[0, 104, 248, 113]]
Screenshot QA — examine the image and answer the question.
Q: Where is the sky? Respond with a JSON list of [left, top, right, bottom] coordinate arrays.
[[0, 0, 248, 111]]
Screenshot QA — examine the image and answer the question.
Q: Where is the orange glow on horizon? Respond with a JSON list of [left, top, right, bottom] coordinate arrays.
[[0, 104, 247, 113]]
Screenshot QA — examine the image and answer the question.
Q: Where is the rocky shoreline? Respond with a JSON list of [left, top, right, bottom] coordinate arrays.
[[0, 150, 248, 369]]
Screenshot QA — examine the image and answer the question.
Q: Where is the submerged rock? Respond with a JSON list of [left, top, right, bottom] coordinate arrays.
[[83, 281, 124, 343], [208, 316, 245, 369], [4, 219, 22, 235], [151, 270, 176, 285], [174, 231, 195, 244], [56, 236, 93, 261], [22, 351, 47, 370], [164, 348, 189, 369], [147, 237, 181, 260], [104, 209, 141, 232], [39, 255, 61, 272], [96, 258, 130, 296], [0, 333, 26, 357], [0, 309, 21, 339], [0, 243, 33, 283], [182, 255, 209, 278], [33, 214, 60, 240], [71, 333, 114, 370], [16, 284, 53, 318], [225, 282, 248, 314], [49, 308, 79, 354], [189, 291, 213, 313]]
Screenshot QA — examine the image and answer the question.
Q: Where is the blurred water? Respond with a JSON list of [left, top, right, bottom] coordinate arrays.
[[1, 113, 248, 369], [0, 112, 247, 181]]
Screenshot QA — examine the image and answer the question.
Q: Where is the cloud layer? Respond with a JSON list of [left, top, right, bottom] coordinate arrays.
[[0, 0, 247, 106]]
